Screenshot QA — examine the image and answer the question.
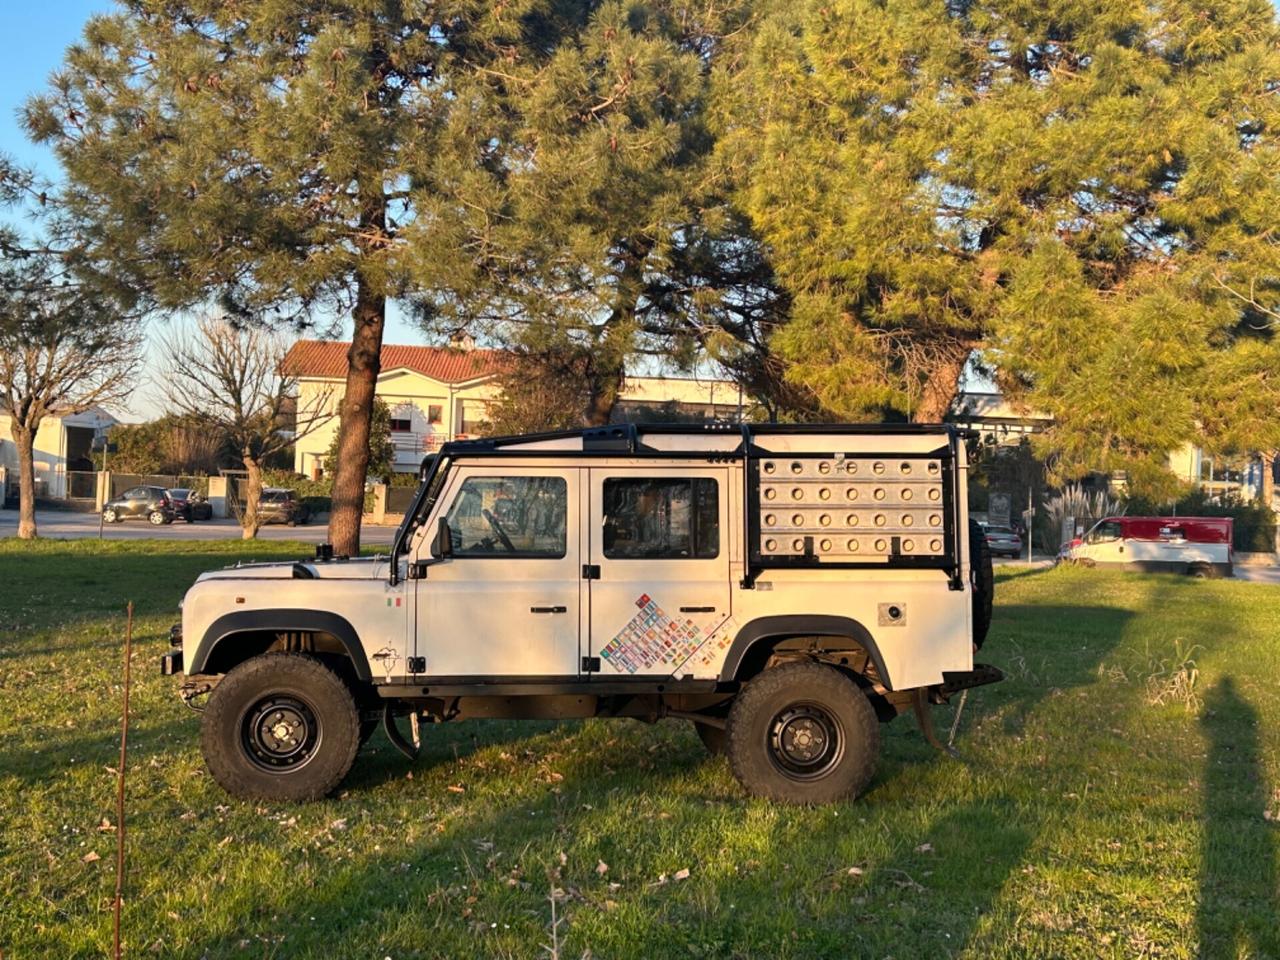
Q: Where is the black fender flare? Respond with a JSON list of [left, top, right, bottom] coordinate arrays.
[[717, 615, 893, 690], [189, 609, 372, 681]]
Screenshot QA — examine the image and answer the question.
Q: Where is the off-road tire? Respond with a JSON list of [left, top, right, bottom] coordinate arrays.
[[201, 652, 360, 802], [726, 662, 879, 805], [692, 720, 726, 756], [969, 518, 994, 649]]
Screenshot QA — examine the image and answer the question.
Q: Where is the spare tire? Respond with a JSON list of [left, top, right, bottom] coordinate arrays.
[[969, 518, 994, 649]]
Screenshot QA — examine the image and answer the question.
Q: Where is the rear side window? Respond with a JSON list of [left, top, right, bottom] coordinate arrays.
[[445, 476, 567, 558], [602, 478, 719, 560]]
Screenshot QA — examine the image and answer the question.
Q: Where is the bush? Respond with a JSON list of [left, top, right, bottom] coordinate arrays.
[[1124, 490, 1276, 553]]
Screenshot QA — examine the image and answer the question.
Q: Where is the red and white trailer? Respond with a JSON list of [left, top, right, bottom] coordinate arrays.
[[1063, 516, 1233, 578]]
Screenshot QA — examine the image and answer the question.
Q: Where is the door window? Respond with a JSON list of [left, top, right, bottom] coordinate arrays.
[[602, 478, 719, 559], [1088, 521, 1122, 544], [444, 476, 566, 557]]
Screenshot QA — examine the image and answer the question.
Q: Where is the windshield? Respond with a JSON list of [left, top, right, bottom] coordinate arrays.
[[395, 456, 450, 558]]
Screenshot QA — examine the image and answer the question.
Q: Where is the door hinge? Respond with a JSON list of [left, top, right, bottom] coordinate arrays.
[[407, 656, 426, 674], [581, 655, 601, 673], [582, 564, 601, 580]]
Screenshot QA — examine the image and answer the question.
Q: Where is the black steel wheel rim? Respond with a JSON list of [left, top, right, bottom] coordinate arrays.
[[767, 701, 844, 781], [240, 695, 322, 774]]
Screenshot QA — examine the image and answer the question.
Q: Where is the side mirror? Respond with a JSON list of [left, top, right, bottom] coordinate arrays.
[[433, 516, 453, 559]]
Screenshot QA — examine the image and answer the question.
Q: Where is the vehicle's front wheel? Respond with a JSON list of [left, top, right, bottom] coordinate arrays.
[[726, 661, 879, 805], [201, 653, 361, 802], [102, 509, 118, 524]]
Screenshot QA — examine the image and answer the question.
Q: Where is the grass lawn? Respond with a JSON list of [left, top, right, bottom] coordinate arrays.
[[1, 540, 1278, 959]]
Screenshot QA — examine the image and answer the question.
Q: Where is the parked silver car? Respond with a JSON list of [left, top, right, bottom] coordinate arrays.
[[982, 524, 1023, 558]]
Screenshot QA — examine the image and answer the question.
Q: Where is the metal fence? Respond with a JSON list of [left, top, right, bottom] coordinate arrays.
[[386, 486, 417, 516], [66, 471, 97, 500]]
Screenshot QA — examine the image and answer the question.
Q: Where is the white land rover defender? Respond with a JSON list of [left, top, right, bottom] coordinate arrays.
[[164, 424, 999, 804]]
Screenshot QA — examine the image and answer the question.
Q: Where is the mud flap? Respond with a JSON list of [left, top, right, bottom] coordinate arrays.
[[382, 703, 421, 761], [911, 688, 960, 760]]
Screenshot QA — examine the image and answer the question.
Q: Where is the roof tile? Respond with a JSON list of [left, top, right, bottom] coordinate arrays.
[[282, 339, 505, 384]]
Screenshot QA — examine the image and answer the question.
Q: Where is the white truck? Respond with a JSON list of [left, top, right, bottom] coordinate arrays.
[[164, 424, 1000, 805]]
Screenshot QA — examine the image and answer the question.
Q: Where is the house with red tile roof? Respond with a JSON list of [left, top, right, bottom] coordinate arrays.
[[282, 338, 745, 478]]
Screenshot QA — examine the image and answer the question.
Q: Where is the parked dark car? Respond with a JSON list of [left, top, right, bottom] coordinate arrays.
[[168, 488, 213, 522], [257, 487, 309, 526], [103, 486, 175, 525]]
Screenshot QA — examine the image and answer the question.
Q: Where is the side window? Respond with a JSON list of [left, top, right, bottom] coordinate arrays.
[[123, 487, 145, 499], [444, 476, 566, 558], [602, 478, 719, 559], [1088, 521, 1122, 544]]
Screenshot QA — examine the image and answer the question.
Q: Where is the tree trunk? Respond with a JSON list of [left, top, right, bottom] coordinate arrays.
[[1259, 450, 1275, 510], [912, 343, 973, 424], [328, 272, 386, 556], [241, 455, 263, 540], [584, 364, 623, 427], [581, 242, 650, 427], [11, 421, 38, 540]]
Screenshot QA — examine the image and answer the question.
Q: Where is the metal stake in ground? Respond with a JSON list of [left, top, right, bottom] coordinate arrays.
[[114, 601, 134, 960]]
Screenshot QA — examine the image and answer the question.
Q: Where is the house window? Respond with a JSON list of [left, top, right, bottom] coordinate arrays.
[[389, 417, 412, 432], [428, 404, 443, 425]]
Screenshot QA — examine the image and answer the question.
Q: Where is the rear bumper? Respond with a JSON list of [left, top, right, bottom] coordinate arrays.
[[937, 663, 1004, 696]]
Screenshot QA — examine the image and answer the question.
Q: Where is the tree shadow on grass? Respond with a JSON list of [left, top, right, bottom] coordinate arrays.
[[1196, 677, 1279, 958]]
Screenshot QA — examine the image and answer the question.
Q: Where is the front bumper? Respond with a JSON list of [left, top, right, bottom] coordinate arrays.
[[161, 650, 183, 676]]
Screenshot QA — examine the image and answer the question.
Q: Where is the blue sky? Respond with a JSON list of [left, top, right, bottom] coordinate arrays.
[[0, 2, 425, 421]]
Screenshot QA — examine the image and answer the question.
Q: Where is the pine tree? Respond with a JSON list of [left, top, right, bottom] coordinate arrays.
[[23, 0, 579, 553], [721, 0, 1280, 486], [410, 0, 780, 425]]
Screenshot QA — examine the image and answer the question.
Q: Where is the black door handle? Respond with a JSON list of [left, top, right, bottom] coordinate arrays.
[[680, 606, 716, 613], [530, 605, 568, 614]]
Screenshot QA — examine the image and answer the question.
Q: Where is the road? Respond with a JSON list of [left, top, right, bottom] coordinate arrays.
[[0, 509, 399, 545]]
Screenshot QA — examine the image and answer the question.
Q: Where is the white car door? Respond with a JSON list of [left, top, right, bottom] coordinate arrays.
[[414, 466, 583, 677], [586, 465, 731, 677], [1078, 519, 1125, 566]]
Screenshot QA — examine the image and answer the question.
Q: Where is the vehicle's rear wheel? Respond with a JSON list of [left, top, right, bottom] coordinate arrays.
[[691, 719, 726, 756], [726, 661, 879, 805], [148, 510, 166, 525], [201, 652, 360, 802]]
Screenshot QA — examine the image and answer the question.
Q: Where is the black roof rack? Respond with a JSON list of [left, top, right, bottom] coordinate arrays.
[[441, 421, 959, 459]]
